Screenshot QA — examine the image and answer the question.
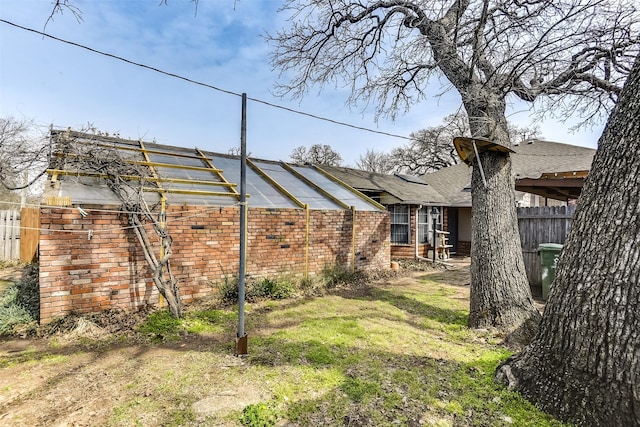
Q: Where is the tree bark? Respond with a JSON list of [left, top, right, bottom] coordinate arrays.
[[464, 91, 542, 339], [469, 151, 540, 338], [496, 55, 640, 426], [427, 19, 542, 338]]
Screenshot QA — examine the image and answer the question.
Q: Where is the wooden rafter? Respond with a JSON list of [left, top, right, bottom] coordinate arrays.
[[195, 148, 240, 197], [45, 169, 237, 189]]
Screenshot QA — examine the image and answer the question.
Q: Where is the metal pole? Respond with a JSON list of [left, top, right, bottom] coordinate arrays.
[[351, 206, 356, 272], [432, 214, 437, 263], [472, 141, 488, 188], [236, 93, 248, 356], [305, 204, 310, 280]]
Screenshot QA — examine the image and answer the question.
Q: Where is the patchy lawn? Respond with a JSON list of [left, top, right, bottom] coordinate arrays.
[[0, 262, 564, 426]]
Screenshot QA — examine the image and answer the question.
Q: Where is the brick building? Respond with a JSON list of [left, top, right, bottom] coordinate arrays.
[[39, 130, 389, 323]]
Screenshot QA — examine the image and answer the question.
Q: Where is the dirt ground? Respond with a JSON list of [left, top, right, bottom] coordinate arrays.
[[0, 316, 265, 426], [0, 258, 544, 426]]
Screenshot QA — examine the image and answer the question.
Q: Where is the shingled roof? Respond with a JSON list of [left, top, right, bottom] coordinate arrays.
[[511, 139, 595, 180], [319, 165, 448, 206], [421, 139, 596, 206], [419, 163, 472, 207]]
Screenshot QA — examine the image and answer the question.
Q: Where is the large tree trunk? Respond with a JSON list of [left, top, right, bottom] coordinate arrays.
[[495, 55, 640, 426], [463, 93, 542, 340], [469, 152, 540, 339]]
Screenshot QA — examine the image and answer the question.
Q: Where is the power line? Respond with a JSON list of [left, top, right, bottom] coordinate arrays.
[[0, 19, 412, 142]]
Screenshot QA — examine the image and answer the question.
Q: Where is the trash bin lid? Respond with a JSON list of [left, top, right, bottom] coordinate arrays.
[[538, 243, 564, 251]]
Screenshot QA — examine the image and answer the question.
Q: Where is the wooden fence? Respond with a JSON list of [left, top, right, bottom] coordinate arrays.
[[0, 208, 40, 263], [518, 205, 576, 286], [20, 208, 40, 263], [0, 210, 21, 261]]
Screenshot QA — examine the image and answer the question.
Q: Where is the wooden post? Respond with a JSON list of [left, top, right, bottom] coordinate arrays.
[[20, 207, 40, 263]]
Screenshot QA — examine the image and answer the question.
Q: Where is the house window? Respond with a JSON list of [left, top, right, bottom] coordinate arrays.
[[389, 204, 409, 244], [417, 207, 429, 244], [418, 206, 443, 246]]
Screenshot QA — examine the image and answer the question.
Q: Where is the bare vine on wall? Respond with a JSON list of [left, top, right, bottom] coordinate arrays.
[[52, 130, 182, 318]]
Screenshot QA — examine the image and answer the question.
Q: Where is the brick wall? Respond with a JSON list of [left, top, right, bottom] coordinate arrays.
[[457, 240, 471, 256], [38, 205, 390, 323], [391, 244, 431, 259]]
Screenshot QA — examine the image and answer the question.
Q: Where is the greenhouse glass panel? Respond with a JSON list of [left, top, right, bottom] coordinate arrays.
[[251, 161, 343, 210], [210, 156, 300, 209], [291, 166, 381, 211]]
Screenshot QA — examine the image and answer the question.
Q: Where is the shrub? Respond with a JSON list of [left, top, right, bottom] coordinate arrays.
[[0, 287, 34, 335], [321, 264, 359, 288], [249, 277, 296, 300], [217, 275, 239, 304], [16, 264, 40, 321], [219, 275, 298, 304], [298, 275, 323, 296], [0, 264, 39, 336]]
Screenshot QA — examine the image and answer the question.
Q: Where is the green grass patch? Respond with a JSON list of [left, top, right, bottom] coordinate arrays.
[[0, 349, 69, 369], [0, 266, 569, 426], [137, 310, 182, 341], [165, 408, 197, 426], [108, 397, 155, 426], [340, 377, 382, 402], [137, 307, 236, 340], [182, 309, 235, 334], [239, 402, 279, 427], [430, 350, 566, 426], [237, 274, 568, 425]]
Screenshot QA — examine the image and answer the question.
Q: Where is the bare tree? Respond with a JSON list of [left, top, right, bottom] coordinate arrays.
[[227, 147, 252, 157], [268, 0, 639, 338], [390, 112, 541, 175], [290, 144, 343, 166], [496, 53, 640, 427], [508, 123, 541, 144], [355, 148, 395, 173], [390, 112, 467, 175], [52, 130, 183, 318], [0, 117, 50, 192]]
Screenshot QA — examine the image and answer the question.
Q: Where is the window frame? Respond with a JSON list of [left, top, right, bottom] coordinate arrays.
[[418, 206, 443, 246], [389, 204, 410, 244]]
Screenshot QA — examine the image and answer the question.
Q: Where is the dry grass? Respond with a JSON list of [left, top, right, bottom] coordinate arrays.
[[0, 262, 564, 426]]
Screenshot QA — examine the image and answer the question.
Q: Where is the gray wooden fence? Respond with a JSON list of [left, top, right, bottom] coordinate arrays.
[[0, 210, 21, 261], [518, 205, 576, 286]]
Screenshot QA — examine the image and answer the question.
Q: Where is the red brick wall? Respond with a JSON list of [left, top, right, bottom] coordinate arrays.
[[38, 205, 390, 323], [457, 241, 471, 256], [391, 244, 431, 259]]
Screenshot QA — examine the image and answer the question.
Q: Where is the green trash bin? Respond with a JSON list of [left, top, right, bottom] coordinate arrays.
[[538, 243, 563, 300]]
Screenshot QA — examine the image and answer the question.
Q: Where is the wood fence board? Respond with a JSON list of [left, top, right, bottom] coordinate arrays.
[[518, 205, 576, 285], [20, 207, 40, 263], [0, 210, 21, 261]]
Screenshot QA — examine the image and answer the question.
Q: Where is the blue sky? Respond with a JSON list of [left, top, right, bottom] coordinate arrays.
[[0, 0, 602, 167]]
